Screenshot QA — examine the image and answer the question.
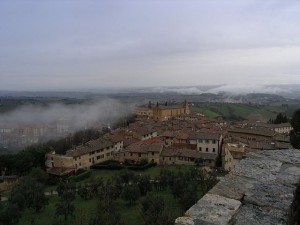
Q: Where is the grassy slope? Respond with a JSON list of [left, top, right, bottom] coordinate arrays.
[[191, 103, 286, 121]]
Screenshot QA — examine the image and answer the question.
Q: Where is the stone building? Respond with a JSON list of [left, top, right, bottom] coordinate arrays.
[[228, 127, 275, 141], [116, 137, 163, 164], [133, 107, 153, 117], [160, 147, 201, 165], [152, 100, 189, 121], [269, 122, 293, 134], [223, 143, 249, 171], [45, 137, 123, 175]]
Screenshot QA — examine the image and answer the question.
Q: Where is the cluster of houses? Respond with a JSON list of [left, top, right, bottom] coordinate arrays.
[[0, 119, 72, 151], [45, 101, 292, 176]]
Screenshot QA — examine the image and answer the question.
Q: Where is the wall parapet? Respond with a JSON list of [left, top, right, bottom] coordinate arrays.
[[175, 149, 300, 225]]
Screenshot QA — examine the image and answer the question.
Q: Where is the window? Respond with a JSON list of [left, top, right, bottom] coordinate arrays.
[[206, 148, 208, 152], [152, 152, 154, 156], [199, 147, 202, 151], [205, 140, 209, 143], [213, 148, 215, 152], [169, 157, 171, 161], [130, 153, 133, 157], [212, 140, 216, 144], [139, 153, 141, 157], [97, 156, 100, 160], [89, 158, 91, 162], [79, 162, 81, 166]]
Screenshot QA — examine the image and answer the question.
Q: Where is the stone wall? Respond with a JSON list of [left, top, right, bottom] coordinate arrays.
[[175, 149, 300, 225]]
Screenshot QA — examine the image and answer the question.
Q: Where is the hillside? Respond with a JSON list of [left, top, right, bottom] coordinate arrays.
[[191, 102, 294, 122]]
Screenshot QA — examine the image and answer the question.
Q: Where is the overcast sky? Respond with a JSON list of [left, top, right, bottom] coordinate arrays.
[[0, 0, 300, 91]]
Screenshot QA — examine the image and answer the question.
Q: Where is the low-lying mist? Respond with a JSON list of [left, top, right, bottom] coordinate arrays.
[[0, 98, 133, 151]]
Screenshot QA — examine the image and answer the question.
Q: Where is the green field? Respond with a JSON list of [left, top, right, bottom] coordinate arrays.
[[191, 102, 295, 122], [16, 165, 206, 225]]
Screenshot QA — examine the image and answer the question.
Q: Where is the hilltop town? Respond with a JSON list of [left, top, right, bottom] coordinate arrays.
[[45, 100, 292, 176]]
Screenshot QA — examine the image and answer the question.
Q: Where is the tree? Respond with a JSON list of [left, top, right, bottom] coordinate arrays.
[[271, 112, 288, 124], [136, 174, 152, 196], [121, 184, 140, 205], [9, 176, 48, 213], [148, 101, 152, 109], [0, 203, 21, 225], [117, 169, 135, 184], [140, 195, 174, 225], [178, 182, 198, 211], [77, 185, 90, 200], [30, 181, 48, 213], [55, 180, 76, 221], [290, 109, 300, 149], [90, 190, 125, 225]]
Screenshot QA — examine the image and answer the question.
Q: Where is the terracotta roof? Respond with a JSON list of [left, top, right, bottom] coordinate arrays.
[[123, 137, 140, 147], [173, 143, 197, 149], [105, 134, 123, 143], [124, 139, 164, 154], [228, 128, 275, 137], [161, 147, 203, 159], [189, 132, 220, 140], [175, 132, 189, 140], [161, 130, 175, 138], [66, 138, 114, 157], [47, 167, 75, 176], [143, 137, 163, 144]]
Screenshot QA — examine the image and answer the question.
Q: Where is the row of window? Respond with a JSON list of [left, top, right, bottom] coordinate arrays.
[[89, 152, 113, 163], [198, 140, 217, 144], [75, 162, 81, 168], [198, 147, 216, 152], [89, 146, 114, 156], [143, 133, 154, 138], [178, 156, 194, 161], [74, 156, 81, 161], [124, 152, 156, 157]]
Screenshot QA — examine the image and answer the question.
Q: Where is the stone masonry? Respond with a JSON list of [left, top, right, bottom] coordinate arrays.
[[175, 149, 300, 225]]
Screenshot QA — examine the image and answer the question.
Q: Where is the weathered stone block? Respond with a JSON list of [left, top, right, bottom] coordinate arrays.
[[231, 204, 287, 225], [276, 164, 300, 185], [260, 150, 300, 165], [209, 174, 258, 201], [175, 149, 300, 225], [231, 157, 282, 182], [244, 182, 295, 211], [184, 194, 241, 225]]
